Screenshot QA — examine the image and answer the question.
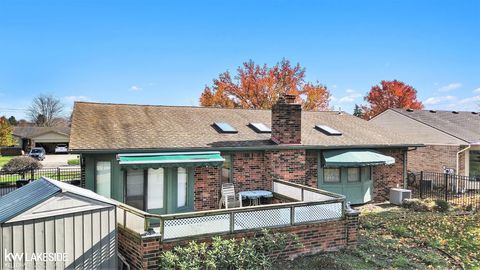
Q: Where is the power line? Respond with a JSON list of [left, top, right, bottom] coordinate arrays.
[[0, 107, 28, 111]]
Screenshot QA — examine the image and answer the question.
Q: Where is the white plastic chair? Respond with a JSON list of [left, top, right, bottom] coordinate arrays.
[[219, 183, 242, 209]]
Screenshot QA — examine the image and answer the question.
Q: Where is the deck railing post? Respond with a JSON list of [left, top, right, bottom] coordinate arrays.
[[229, 212, 234, 233], [160, 217, 165, 241], [290, 206, 295, 225], [144, 217, 149, 232]]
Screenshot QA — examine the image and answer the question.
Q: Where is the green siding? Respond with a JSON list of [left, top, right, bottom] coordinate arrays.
[[83, 154, 194, 214], [83, 154, 124, 203], [317, 153, 373, 204]]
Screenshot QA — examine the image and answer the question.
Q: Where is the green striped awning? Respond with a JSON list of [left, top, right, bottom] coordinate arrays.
[[118, 151, 225, 169], [322, 149, 395, 167]]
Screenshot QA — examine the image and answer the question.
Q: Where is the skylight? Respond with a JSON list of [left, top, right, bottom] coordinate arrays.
[[213, 122, 238, 133], [249, 123, 271, 133], [315, 125, 342, 136]]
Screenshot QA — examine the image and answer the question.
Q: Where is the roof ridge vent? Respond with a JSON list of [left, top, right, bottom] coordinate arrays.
[[429, 110, 437, 113]]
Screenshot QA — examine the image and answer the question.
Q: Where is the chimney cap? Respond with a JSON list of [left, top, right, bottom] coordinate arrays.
[[284, 94, 297, 104]]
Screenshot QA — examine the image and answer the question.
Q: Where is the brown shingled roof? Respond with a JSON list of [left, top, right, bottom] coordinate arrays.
[[390, 109, 480, 144], [70, 102, 417, 151], [13, 126, 70, 139]]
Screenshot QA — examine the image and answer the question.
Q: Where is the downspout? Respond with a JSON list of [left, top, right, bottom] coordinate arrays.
[[403, 150, 407, 188], [456, 145, 471, 176], [455, 145, 471, 193], [404, 147, 418, 188]]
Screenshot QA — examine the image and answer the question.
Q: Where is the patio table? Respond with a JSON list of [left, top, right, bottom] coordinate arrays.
[[238, 190, 273, 206]]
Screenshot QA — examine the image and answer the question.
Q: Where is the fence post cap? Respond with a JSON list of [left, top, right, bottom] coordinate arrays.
[[345, 202, 360, 216]]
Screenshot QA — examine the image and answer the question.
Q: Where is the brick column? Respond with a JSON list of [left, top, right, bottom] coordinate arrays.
[[345, 208, 360, 247], [118, 227, 162, 270]]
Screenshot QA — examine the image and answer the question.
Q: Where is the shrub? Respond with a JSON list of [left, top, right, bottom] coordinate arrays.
[[159, 230, 301, 270], [402, 199, 433, 212], [434, 200, 449, 212], [1, 156, 42, 174], [67, 159, 80, 165]]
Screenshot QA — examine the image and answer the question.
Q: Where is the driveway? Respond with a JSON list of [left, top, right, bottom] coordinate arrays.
[[41, 154, 80, 168]]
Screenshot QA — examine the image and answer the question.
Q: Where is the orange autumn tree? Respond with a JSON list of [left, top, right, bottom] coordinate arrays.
[[362, 80, 424, 119], [200, 59, 330, 111]]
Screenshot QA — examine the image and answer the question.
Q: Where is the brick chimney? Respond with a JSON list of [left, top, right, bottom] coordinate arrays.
[[271, 94, 302, 144]]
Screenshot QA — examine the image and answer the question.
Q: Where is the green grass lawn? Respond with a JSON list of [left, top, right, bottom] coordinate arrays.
[[280, 207, 480, 270], [67, 158, 80, 165], [0, 155, 13, 168]]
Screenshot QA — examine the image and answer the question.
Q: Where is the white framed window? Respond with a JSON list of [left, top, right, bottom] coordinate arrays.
[[177, 167, 188, 208], [347, 168, 361, 182], [361, 166, 372, 180], [222, 155, 232, 183], [126, 169, 144, 210], [148, 168, 164, 209], [324, 168, 340, 183], [95, 161, 111, 198]]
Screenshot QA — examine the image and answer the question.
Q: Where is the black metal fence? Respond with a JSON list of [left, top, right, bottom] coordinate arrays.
[[0, 167, 82, 196], [407, 171, 480, 209]]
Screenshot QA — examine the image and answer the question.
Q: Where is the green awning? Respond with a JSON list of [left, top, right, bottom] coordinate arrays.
[[118, 151, 225, 169], [322, 149, 395, 167]]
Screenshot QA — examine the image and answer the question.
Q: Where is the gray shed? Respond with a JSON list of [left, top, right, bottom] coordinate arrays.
[[0, 177, 118, 269]]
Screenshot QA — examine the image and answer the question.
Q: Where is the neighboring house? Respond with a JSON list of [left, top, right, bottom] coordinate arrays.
[[370, 109, 480, 177], [69, 96, 418, 208], [13, 126, 70, 153]]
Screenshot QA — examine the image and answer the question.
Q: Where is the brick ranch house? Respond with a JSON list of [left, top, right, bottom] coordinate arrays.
[[69, 96, 418, 269], [371, 108, 480, 177]]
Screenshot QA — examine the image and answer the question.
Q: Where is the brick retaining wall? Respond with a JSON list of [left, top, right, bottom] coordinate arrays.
[[117, 211, 359, 270]]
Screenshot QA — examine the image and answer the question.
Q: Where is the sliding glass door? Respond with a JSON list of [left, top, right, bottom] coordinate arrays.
[[147, 168, 166, 214], [125, 169, 145, 210], [124, 167, 193, 214]]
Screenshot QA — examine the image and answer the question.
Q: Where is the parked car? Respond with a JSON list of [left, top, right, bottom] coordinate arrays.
[[55, 144, 69, 154], [28, 147, 46, 161]]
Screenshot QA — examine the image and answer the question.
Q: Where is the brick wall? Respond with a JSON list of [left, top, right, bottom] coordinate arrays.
[[407, 145, 463, 175], [231, 151, 268, 191], [305, 150, 318, 187], [194, 166, 221, 211], [372, 149, 405, 202], [117, 212, 360, 270], [265, 149, 306, 185], [193, 148, 406, 209], [271, 95, 302, 145], [459, 150, 466, 175]]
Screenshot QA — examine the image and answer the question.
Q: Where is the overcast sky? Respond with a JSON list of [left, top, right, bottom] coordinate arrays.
[[0, 0, 479, 119]]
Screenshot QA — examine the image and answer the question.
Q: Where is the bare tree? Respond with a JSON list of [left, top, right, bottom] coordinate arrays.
[[27, 94, 65, 127]]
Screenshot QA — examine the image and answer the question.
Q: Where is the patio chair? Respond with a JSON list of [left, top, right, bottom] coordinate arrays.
[[219, 183, 242, 209]]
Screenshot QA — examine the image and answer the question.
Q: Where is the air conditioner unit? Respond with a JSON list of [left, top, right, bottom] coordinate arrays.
[[389, 188, 412, 205]]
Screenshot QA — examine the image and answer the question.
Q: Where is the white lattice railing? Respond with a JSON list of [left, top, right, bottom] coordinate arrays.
[[116, 180, 345, 240], [156, 180, 345, 241]]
